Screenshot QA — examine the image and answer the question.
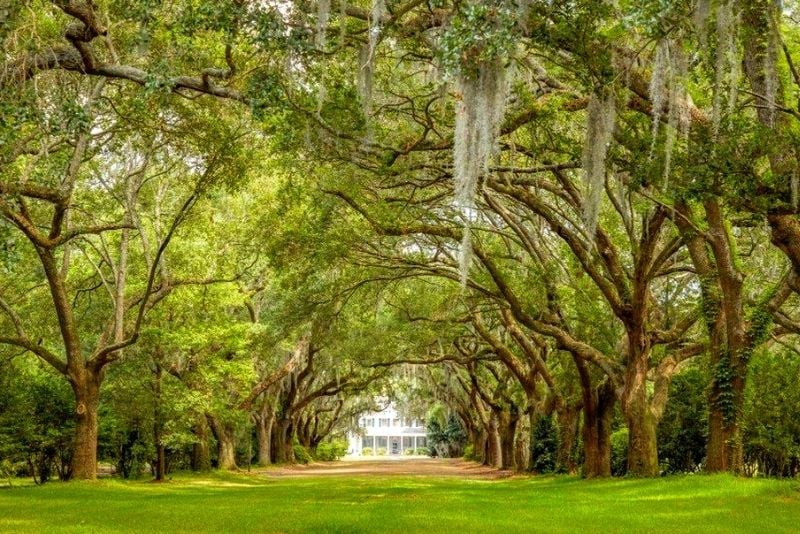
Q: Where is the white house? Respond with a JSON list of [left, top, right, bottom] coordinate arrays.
[[347, 404, 427, 456]]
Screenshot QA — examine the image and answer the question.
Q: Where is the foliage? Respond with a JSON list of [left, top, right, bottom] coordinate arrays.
[[657, 368, 708, 474], [293, 444, 312, 465], [463, 444, 476, 461], [531, 416, 558, 474], [743, 349, 800, 477], [426, 412, 467, 458], [314, 440, 348, 462], [0, 361, 74, 483], [611, 429, 630, 477]]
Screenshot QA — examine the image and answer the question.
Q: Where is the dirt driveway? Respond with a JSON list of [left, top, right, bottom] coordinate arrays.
[[259, 457, 510, 479]]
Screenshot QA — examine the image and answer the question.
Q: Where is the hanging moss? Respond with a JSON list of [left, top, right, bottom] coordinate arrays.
[[649, 39, 670, 155], [357, 0, 385, 118], [666, 40, 690, 187], [693, 0, 712, 43], [453, 58, 507, 211], [315, 0, 330, 49], [338, 0, 347, 47], [358, 44, 374, 118], [713, 1, 738, 135], [764, 2, 780, 127], [582, 90, 616, 236], [452, 58, 507, 286]]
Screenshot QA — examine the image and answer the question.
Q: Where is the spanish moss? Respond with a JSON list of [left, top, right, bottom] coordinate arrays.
[[453, 58, 507, 211], [582, 91, 616, 236], [713, 1, 737, 135], [764, 1, 781, 127], [357, 0, 385, 118], [339, 0, 347, 47], [315, 0, 330, 50], [693, 0, 712, 44], [649, 40, 670, 158]]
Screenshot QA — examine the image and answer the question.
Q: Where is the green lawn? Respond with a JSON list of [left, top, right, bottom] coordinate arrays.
[[1, 471, 798, 533]]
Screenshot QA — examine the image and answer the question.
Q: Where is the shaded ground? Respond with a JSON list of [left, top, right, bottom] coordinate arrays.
[[259, 457, 511, 479]]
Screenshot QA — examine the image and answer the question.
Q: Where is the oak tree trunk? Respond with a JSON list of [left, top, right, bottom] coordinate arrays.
[[556, 405, 580, 475], [192, 418, 212, 471], [256, 412, 274, 466], [582, 380, 614, 478], [69, 372, 101, 480]]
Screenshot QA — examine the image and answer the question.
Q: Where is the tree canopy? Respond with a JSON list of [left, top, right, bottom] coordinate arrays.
[[3, 0, 800, 481]]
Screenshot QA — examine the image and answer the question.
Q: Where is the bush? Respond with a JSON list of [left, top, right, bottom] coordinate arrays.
[[611, 428, 629, 476], [657, 368, 707, 474], [744, 349, 800, 477], [404, 448, 415, 455], [314, 440, 348, 462], [531, 415, 558, 473], [361, 447, 373, 456], [376, 447, 387, 456], [0, 459, 20, 487], [293, 444, 312, 465], [415, 447, 429, 456], [463, 444, 475, 460]]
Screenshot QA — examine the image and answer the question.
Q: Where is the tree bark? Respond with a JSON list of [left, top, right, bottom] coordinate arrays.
[[486, 415, 502, 468], [272, 418, 295, 464], [209, 416, 238, 470], [191, 418, 211, 471], [497, 408, 519, 470], [255, 410, 274, 466], [621, 322, 659, 477], [69, 371, 101, 480], [153, 361, 166, 481], [556, 404, 580, 475], [582, 380, 614, 478]]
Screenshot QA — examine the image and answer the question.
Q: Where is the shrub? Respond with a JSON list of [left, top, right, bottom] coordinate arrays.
[[0, 459, 20, 487], [404, 448, 415, 455], [658, 368, 707, 474], [293, 444, 312, 465], [361, 447, 373, 456], [463, 444, 475, 460], [415, 447, 429, 456], [376, 447, 387, 456], [314, 440, 348, 462], [611, 428, 629, 476], [531, 415, 558, 473]]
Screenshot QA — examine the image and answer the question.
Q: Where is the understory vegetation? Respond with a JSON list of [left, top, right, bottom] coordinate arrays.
[[4, 0, 800, 491]]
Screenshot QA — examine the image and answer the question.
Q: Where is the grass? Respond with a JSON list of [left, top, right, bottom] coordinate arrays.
[[1, 470, 799, 533]]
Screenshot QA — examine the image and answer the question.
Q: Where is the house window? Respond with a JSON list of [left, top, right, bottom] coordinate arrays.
[[379, 418, 390, 427], [366, 418, 375, 427], [362, 436, 374, 449], [393, 418, 400, 427], [417, 437, 427, 448]]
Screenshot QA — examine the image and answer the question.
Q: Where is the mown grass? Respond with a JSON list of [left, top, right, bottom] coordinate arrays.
[[1, 470, 798, 533]]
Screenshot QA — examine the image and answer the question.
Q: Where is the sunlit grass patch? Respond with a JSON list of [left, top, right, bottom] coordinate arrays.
[[0, 473, 798, 533]]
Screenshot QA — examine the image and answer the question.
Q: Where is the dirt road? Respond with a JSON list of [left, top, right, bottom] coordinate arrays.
[[259, 457, 510, 479]]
